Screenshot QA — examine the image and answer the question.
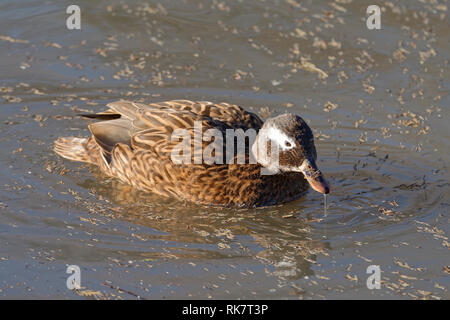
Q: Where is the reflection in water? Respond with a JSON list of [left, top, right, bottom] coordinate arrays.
[[78, 166, 329, 280]]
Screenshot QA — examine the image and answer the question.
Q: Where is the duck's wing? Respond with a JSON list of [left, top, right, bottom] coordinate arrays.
[[130, 107, 233, 162], [86, 100, 259, 163], [105, 100, 263, 130]]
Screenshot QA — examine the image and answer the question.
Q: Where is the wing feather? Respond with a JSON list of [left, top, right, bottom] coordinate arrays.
[[85, 99, 262, 163]]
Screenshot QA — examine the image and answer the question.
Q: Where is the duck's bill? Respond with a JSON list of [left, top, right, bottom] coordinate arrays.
[[299, 159, 331, 194]]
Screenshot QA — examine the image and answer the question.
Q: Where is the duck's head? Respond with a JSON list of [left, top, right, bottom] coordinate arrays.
[[252, 113, 330, 194]]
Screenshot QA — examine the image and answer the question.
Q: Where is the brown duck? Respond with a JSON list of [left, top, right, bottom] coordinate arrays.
[[54, 100, 330, 207]]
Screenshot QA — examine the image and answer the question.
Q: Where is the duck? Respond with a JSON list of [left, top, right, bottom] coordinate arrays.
[[54, 100, 330, 207]]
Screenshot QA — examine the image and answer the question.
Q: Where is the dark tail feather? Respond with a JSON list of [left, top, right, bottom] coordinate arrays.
[[78, 113, 121, 120]]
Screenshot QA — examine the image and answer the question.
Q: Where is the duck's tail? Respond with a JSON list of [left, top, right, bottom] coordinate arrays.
[[54, 137, 97, 164]]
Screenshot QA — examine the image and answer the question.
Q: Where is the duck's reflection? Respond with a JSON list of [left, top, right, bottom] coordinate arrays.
[[78, 167, 329, 280]]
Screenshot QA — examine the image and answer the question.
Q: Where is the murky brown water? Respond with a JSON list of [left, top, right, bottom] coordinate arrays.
[[0, 0, 448, 299]]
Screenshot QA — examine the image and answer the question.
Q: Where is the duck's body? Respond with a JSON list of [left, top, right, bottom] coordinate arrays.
[[54, 100, 329, 207]]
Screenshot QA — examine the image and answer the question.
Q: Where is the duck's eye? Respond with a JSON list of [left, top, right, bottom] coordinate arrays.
[[285, 141, 292, 147]]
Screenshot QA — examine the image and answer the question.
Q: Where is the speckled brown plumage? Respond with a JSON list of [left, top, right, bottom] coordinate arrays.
[[54, 100, 319, 207]]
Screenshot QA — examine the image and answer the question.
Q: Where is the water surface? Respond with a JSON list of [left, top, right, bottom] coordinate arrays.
[[0, 0, 448, 299]]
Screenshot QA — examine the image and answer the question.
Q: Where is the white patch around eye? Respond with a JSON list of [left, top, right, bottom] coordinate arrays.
[[266, 126, 295, 151]]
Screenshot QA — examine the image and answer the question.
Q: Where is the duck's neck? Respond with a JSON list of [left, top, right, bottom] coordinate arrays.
[[225, 162, 307, 207]]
